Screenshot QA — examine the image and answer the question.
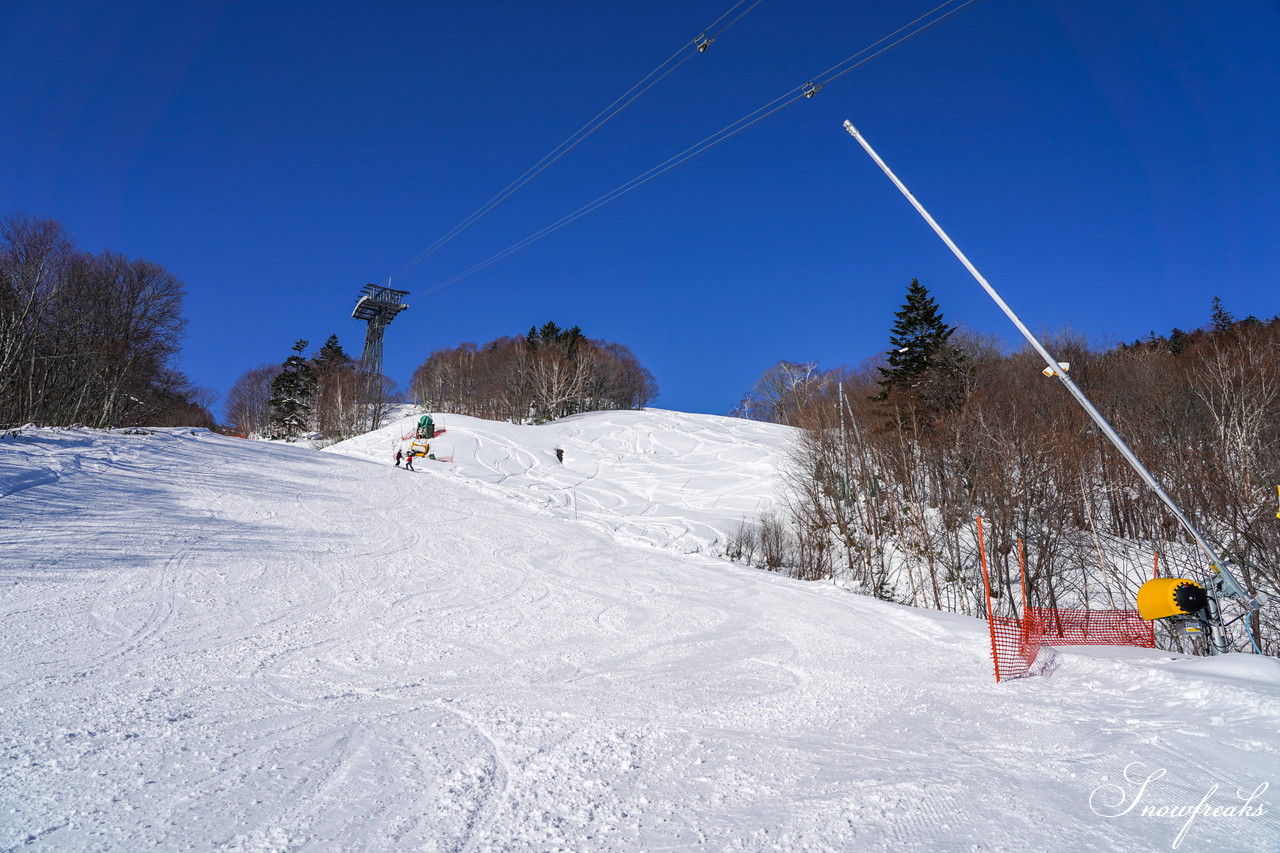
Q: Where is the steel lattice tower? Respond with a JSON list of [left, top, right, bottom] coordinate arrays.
[[351, 284, 408, 429]]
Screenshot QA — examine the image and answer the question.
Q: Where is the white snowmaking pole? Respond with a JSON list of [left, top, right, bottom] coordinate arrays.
[[842, 119, 1252, 654]]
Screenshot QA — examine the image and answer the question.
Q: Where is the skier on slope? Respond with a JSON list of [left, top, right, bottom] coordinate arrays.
[[405, 451, 415, 471], [394, 448, 403, 467]]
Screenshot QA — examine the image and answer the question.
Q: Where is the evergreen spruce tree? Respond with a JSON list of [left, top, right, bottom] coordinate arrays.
[[269, 339, 317, 439], [877, 279, 957, 400], [313, 334, 351, 376], [311, 334, 359, 439], [527, 321, 585, 356], [1210, 296, 1235, 332]]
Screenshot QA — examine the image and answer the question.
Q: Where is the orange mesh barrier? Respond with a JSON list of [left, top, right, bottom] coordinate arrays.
[[988, 608, 1154, 681], [977, 518, 1157, 681], [1028, 607, 1154, 648], [987, 615, 1040, 682]]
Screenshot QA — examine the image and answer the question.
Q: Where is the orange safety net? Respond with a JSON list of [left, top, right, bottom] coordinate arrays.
[[1029, 607, 1154, 647], [977, 517, 1156, 682], [987, 614, 1038, 683], [988, 608, 1154, 681]]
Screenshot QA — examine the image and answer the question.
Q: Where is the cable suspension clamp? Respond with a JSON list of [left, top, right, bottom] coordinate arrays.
[[696, 32, 714, 52], [804, 82, 823, 99]]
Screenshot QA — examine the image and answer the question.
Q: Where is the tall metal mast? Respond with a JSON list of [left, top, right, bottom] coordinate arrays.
[[351, 283, 408, 431], [842, 120, 1263, 654]]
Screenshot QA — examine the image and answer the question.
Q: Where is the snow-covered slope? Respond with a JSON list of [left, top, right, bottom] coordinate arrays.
[[326, 409, 794, 554], [1, 414, 1277, 852]]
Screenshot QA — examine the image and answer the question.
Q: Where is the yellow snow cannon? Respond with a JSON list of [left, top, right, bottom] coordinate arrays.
[[1137, 578, 1208, 621]]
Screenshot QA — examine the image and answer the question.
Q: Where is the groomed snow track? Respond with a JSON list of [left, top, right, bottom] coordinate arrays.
[[2, 413, 1277, 851]]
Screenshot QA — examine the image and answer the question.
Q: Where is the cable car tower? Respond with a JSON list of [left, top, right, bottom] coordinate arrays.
[[351, 283, 408, 430]]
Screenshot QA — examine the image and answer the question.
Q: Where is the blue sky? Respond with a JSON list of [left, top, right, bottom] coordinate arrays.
[[4, 0, 1277, 418]]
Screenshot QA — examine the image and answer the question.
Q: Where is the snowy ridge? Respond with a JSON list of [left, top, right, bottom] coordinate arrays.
[[1, 414, 1278, 851]]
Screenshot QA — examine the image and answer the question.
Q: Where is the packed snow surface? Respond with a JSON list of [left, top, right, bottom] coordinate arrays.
[[2, 409, 1277, 851]]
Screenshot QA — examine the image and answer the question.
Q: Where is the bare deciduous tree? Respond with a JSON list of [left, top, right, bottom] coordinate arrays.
[[226, 364, 283, 437], [409, 327, 657, 423], [1, 214, 208, 428]]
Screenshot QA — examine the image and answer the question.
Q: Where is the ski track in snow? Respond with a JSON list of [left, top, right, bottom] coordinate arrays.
[[1, 413, 1278, 851]]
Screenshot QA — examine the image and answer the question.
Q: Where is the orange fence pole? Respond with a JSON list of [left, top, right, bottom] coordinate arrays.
[[1018, 537, 1028, 617], [978, 516, 1000, 682]]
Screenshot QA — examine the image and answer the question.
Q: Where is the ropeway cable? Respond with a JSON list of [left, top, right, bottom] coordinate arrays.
[[407, 0, 983, 302], [386, 0, 765, 286]]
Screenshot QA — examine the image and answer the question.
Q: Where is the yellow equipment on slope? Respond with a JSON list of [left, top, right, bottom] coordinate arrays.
[[1136, 577, 1208, 621]]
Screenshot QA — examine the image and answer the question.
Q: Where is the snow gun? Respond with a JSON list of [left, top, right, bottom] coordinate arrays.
[[844, 119, 1271, 655], [1136, 572, 1269, 651], [403, 414, 445, 458]]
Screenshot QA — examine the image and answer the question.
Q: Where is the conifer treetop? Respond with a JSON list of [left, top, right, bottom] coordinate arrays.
[[878, 279, 956, 396]]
